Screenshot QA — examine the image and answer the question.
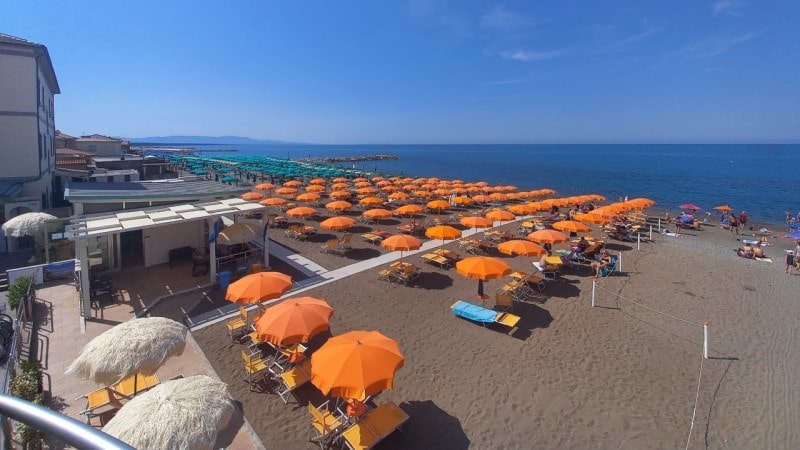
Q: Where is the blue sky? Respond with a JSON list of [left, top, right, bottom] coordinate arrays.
[[2, 1, 798, 144]]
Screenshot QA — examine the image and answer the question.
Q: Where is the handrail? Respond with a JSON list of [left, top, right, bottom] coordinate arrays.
[[0, 394, 134, 450]]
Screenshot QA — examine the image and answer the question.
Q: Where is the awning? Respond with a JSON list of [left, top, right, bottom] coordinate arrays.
[[0, 181, 22, 200]]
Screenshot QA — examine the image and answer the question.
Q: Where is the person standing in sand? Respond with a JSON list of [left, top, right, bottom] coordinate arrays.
[[794, 240, 800, 271]]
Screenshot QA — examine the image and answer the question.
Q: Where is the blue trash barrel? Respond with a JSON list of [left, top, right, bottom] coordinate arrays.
[[218, 271, 232, 292]]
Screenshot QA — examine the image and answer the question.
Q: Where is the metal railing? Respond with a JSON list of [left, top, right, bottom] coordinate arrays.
[[0, 395, 133, 450]]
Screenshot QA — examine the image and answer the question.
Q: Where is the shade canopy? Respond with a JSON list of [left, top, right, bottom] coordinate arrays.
[[456, 256, 512, 280], [380, 234, 422, 252], [286, 207, 317, 218], [225, 271, 293, 304], [362, 208, 392, 220], [66, 317, 187, 386], [310, 330, 404, 400], [527, 229, 570, 244], [425, 225, 462, 241], [217, 222, 260, 246], [254, 297, 333, 345], [552, 220, 592, 233], [320, 216, 356, 231], [497, 239, 545, 256], [485, 210, 515, 222], [103, 375, 234, 450], [1, 212, 58, 238], [459, 216, 492, 229]]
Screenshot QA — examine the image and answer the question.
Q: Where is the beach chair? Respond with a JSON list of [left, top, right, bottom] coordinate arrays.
[[532, 260, 558, 280], [338, 402, 410, 450], [361, 233, 383, 245], [284, 225, 300, 239], [76, 373, 161, 425], [396, 264, 419, 286], [308, 400, 345, 449], [378, 267, 398, 283], [450, 300, 521, 332], [321, 238, 339, 254], [494, 291, 514, 312], [242, 350, 270, 392], [434, 248, 460, 262], [421, 253, 452, 269], [599, 255, 619, 277], [339, 233, 354, 252], [271, 358, 312, 404], [577, 243, 603, 264], [246, 327, 265, 357], [225, 306, 248, 341]]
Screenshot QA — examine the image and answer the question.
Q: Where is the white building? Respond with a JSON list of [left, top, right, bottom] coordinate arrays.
[[0, 33, 60, 224], [75, 134, 123, 157]]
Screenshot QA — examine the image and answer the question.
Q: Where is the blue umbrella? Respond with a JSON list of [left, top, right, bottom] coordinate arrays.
[[785, 230, 800, 240]]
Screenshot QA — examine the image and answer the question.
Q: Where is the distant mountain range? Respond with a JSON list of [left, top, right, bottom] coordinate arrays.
[[128, 135, 305, 145]]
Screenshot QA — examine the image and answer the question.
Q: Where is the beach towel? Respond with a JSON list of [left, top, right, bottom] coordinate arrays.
[[451, 300, 497, 324], [754, 257, 772, 263], [661, 230, 680, 237]]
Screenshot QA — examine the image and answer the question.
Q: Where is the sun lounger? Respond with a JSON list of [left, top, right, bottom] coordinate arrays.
[[242, 350, 270, 392], [339, 402, 410, 450], [321, 238, 339, 254], [434, 248, 460, 262], [76, 372, 161, 424], [421, 253, 452, 269], [450, 300, 521, 331], [309, 400, 345, 449], [271, 358, 312, 404], [226, 306, 249, 341], [361, 233, 383, 245]]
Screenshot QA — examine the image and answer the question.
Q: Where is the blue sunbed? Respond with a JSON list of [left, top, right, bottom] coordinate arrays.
[[450, 300, 521, 329]]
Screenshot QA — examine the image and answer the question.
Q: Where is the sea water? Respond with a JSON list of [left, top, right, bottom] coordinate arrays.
[[192, 144, 799, 223]]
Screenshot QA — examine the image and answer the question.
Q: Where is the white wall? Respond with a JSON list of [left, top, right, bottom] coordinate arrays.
[[0, 54, 35, 110], [142, 220, 204, 267], [0, 116, 39, 177]]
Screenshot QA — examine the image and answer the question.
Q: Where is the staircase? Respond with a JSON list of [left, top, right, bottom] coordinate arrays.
[[0, 272, 7, 292]]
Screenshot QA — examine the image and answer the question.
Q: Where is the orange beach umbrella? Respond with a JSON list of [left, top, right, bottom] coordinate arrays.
[[497, 239, 545, 257], [381, 234, 422, 253], [241, 192, 264, 201], [225, 272, 292, 304], [286, 206, 317, 218], [426, 200, 451, 211], [552, 220, 591, 233], [395, 204, 423, 216], [485, 209, 515, 223], [359, 197, 384, 206], [310, 330, 404, 400], [456, 256, 512, 280], [254, 297, 333, 346], [320, 216, 356, 232], [325, 200, 353, 212], [260, 197, 287, 207], [255, 183, 275, 191], [460, 216, 493, 229], [362, 208, 393, 221], [425, 225, 462, 243], [527, 229, 570, 244], [713, 204, 732, 212], [295, 192, 321, 203]]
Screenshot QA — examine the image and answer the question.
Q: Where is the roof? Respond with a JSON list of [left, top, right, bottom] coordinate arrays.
[[64, 179, 249, 203], [65, 198, 266, 238], [56, 130, 77, 139], [0, 33, 60, 94], [0, 181, 22, 199], [56, 148, 93, 156], [79, 134, 121, 141]]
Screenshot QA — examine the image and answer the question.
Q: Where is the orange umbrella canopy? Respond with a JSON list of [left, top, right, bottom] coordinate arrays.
[[306, 184, 326, 193], [255, 182, 275, 191], [485, 209, 516, 222], [241, 192, 264, 200], [325, 200, 353, 212], [286, 206, 317, 218], [713, 204, 732, 212], [225, 272, 293, 304], [310, 330, 404, 399], [359, 197, 384, 206], [275, 187, 298, 196], [329, 191, 352, 199], [388, 192, 409, 200], [395, 204, 423, 215], [426, 200, 451, 211], [552, 220, 592, 233], [460, 216, 493, 229], [260, 197, 287, 206], [283, 180, 302, 188], [452, 196, 475, 205], [456, 256, 512, 280], [362, 208, 393, 220], [254, 297, 333, 346], [497, 239, 545, 256], [425, 225, 462, 241], [309, 178, 327, 185], [295, 192, 321, 202], [381, 234, 422, 252], [320, 216, 356, 231], [573, 212, 607, 225], [527, 229, 570, 244]]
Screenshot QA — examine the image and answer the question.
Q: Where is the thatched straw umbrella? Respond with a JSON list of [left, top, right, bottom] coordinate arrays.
[[103, 375, 234, 450], [1, 212, 57, 238], [66, 317, 187, 388]]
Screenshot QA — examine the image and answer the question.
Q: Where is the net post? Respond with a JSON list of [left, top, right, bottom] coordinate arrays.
[[703, 321, 710, 359], [658, 218, 661, 231], [649, 225, 652, 240], [591, 279, 596, 307], [618, 252, 623, 272], [637, 233, 641, 251]]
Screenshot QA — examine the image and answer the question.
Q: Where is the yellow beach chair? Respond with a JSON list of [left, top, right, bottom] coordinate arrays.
[[309, 400, 345, 449], [272, 358, 312, 404], [339, 402, 410, 450]]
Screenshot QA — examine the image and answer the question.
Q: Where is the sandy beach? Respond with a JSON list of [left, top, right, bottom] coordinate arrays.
[[191, 211, 800, 449]]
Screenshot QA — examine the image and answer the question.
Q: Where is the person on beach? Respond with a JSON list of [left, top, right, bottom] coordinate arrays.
[[737, 244, 754, 259], [794, 240, 800, 270], [786, 251, 795, 274], [576, 236, 589, 252], [752, 245, 764, 259], [728, 213, 738, 234], [542, 242, 553, 256], [738, 211, 748, 230], [592, 250, 612, 278]]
